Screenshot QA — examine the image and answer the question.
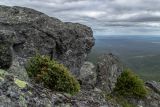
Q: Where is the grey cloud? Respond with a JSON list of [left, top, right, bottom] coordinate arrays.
[[126, 15, 160, 22], [1, 0, 160, 35]]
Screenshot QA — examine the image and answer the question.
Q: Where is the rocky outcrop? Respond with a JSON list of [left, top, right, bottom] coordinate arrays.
[[78, 54, 124, 92], [146, 81, 160, 94], [96, 53, 124, 93], [0, 5, 159, 107], [0, 52, 160, 107], [78, 62, 96, 89], [0, 5, 94, 80], [0, 69, 121, 107]]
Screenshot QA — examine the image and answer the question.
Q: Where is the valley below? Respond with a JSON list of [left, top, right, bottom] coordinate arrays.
[[88, 35, 160, 81]]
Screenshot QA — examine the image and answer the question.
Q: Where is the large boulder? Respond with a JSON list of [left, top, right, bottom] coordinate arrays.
[[78, 61, 96, 89], [96, 53, 124, 93], [0, 5, 94, 80]]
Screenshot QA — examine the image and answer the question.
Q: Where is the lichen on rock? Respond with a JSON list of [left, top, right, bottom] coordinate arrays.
[[14, 78, 27, 88]]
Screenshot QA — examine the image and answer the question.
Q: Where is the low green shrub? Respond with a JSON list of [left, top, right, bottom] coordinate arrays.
[[26, 55, 80, 95], [114, 69, 148, 98]]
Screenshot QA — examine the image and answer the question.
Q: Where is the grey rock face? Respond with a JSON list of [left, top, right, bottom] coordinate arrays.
[[72, 90, 121, 107], [146, 81, 160, 94], [0, 69, 120, 107], [78, 61, 96, 89], [96, 53, 123, 93], [0, 31, 13, 69], [0, 5, 94, 79]]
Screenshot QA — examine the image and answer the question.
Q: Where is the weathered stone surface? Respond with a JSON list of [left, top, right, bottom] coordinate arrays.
[[146, 81, 160, 94], [0, 69, 120, 107], [72, 90, 121, 107], [96, 53, 124, 93], [78, 61, 96, 89], [0, 5, 94, 80], [0, 31, 13, 69]]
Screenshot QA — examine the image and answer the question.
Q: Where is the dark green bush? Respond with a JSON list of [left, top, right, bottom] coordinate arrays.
[[26, 55, 80, 95], [114, 69, 148, 98]]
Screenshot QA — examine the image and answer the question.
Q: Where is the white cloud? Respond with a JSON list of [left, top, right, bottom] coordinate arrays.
[[72, 11, 106, 18]]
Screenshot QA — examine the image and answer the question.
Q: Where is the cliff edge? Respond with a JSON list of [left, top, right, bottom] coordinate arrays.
[[0, 5, 159, 107], [0, 5, 94, 80]]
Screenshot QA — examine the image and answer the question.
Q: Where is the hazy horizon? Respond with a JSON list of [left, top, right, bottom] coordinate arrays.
[[88, 36, 160, 81], [94, 35, 160, 37]]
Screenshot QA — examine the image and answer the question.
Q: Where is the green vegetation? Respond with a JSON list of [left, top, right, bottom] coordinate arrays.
[[114, 69, 148, 98], [104, 68, 148, 107], [26, 55, 80, 95]]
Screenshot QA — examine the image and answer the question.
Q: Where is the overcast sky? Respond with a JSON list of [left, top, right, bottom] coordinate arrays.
[[1, 0, 160, 36]]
